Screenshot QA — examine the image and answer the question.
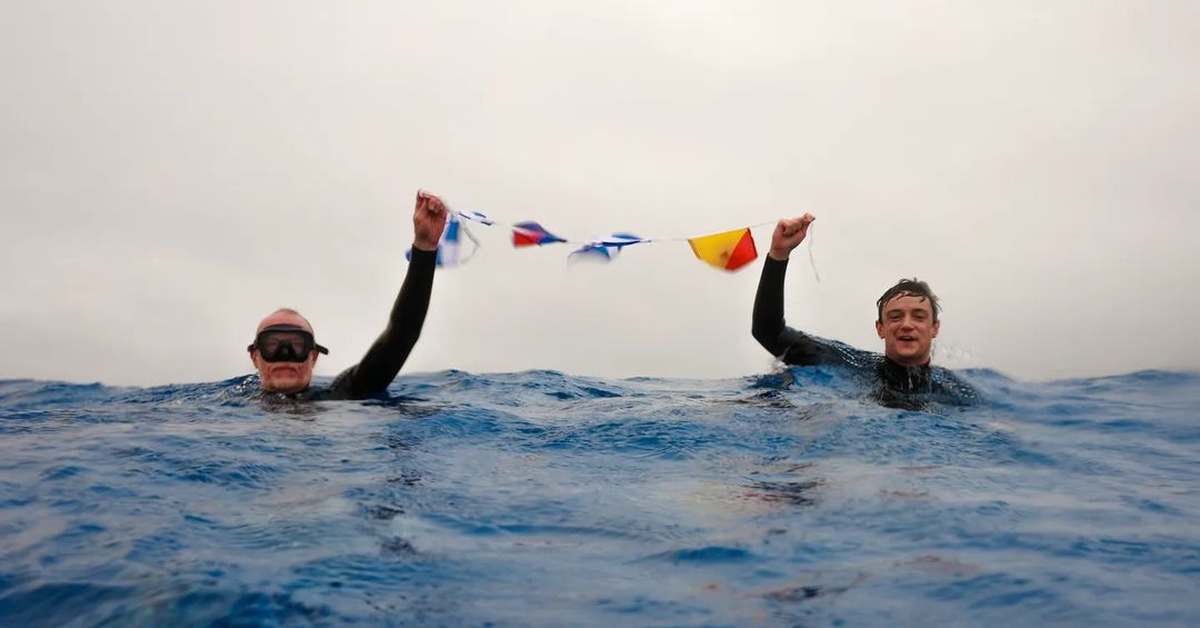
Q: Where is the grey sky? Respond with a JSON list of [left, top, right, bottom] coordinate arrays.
[[2, 1, 1198, 386]]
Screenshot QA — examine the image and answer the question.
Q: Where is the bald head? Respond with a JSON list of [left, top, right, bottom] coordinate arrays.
[[256, 308, 314, 335]]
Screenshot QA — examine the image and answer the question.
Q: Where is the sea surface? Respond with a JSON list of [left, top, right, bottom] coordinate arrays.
[[0, 367, 1197, 627]]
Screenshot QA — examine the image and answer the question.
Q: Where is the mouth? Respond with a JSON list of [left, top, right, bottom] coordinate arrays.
[[897, 335, 918, 343]]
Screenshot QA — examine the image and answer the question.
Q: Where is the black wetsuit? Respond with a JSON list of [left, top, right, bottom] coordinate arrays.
[[752, 256, 975, 405], [294, 248, 437, 401]]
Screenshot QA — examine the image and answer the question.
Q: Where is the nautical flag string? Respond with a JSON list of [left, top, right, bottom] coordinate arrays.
[[414, 203, 818, 279]]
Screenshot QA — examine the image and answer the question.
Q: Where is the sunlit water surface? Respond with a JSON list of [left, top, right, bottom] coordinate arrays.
[[1, 368, 1197, 627]]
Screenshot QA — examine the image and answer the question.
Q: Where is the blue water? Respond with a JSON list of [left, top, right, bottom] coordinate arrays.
[[1, 367, 1197, 627]]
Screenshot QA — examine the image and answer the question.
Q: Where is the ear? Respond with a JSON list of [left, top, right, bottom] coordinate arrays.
[[932, 319, 941, 339], [875, 319, 885, 339], [249, 350, 262, 370]]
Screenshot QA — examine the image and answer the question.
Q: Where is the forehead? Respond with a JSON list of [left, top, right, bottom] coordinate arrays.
[[256, 311, 312, 334], [881, 293, 932, 313]]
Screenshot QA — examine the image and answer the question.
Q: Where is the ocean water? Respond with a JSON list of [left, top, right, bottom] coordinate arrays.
[[0, 367, 1197, 627]]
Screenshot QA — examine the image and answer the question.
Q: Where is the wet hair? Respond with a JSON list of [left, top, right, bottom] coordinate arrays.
[[876, 278, 940, 323]]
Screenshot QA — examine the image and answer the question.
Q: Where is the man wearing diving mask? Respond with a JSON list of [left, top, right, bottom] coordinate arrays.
[[246, 190, 448, 399]]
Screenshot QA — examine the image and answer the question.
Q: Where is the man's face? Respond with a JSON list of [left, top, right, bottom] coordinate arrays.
[[875, 293, 940, 366], [250, 312, 318, 394]]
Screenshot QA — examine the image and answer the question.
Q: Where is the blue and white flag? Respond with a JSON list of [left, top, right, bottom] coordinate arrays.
[[592, 233, 645, 248], [456, 209, 495, 226], [567, 233, 644, 264], [407, 213, 480, 268]]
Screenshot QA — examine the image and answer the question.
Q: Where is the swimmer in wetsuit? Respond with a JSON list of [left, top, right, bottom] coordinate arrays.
[[246, 190, 448, 400], [752, 214, 974, 404]]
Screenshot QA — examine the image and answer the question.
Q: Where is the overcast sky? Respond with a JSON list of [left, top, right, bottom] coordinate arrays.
[[2, 1, 1198, 386]]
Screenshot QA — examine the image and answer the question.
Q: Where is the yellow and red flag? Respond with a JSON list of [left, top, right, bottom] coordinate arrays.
[[687, 227, 758, 271]]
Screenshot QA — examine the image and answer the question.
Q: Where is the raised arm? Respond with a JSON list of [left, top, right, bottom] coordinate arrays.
[[334, 191, 448, 398], [751, 214, 837, 366]]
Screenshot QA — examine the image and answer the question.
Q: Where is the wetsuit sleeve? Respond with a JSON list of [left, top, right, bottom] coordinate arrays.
[[332, 248, 437, 398], [751, 256, 842, 366]]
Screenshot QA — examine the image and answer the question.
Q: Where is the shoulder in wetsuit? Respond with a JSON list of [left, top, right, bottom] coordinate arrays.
[[304, 247, 437, 401]]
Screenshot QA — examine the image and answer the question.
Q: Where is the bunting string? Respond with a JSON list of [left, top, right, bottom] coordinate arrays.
[[409, 201, 820, 280]]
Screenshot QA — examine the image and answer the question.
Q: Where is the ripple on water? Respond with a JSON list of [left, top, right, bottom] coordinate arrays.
[[0, 370, 1197, 627]]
